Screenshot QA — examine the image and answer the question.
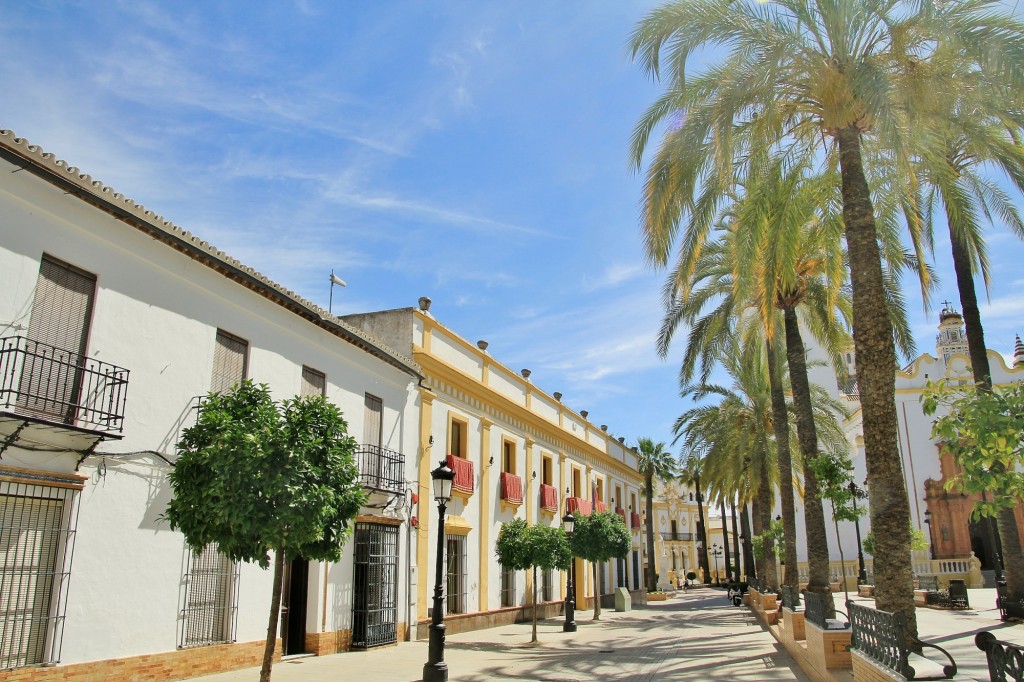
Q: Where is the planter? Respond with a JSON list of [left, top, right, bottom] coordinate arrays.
[[647, 592, 668, 602], [830, 582, 841, 593], [858, 584, 874, 598]]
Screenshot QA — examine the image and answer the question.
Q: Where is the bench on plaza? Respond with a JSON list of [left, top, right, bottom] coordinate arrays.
[[976, 630, 1024, 681], [802, 589, 851, 672], [848, 601, 956, 680], [778, 584, 805, 643], [919, 578, 970, 610], [997, 582, 1024, 621], [917, 575, 939, 591]]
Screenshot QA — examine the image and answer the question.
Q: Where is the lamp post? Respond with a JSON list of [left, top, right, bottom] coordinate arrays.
[[562, 512, 577, 632], [923, 509, 937, 561], [711, 543, 723, 585], [848, 481, 868, 584], [423, 461, 455, 682]]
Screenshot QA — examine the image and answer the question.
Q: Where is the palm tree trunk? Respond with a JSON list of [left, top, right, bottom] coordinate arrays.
[[765, 337, 799, 589], [948, 225, 1024, 599], [783, 306, 832, 596], [837, 125, 916, 639], [731, 503, 741, 581], [645, 474, 657, 592], [755, 470, 778, 589], [695, 478, 711, 582], [260, 549, 285, 682], [720, 498, 732, 582], [741, 502, 756, 581]]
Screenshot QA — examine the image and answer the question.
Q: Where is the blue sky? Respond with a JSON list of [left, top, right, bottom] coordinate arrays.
[[3, 1, 1023, 449]]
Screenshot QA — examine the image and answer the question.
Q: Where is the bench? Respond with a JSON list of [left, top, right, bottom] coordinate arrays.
[[997, 582, 1024, 621], [781, 584, 802, 611], [848, 601, 956, 680], [803, 590, 851, 670], [922, 579, 970, 610], [917, 575, 939, 591], [976, 630, 1024, 681]]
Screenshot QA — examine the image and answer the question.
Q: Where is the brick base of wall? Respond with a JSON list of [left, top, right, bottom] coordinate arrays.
[[805, 621, 852, 671], [415, 601, 565, 639], [851, 650, 906, 681], [0, 640, 281, 682]]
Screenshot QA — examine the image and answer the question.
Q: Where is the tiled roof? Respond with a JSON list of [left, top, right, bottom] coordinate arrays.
[[0, 129, 421, 380]]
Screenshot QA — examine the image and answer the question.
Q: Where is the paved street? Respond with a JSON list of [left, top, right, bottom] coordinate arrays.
[[187, 588, 808, 681]]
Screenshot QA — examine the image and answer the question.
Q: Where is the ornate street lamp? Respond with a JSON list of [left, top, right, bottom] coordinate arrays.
[[562, 512, 577, 632], [848, 481, 868, 584], [423, 460, 455, 682], [711, 543, 723, 585]]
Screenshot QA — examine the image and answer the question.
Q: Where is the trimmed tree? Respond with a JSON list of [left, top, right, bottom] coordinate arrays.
[[496, 519, 571, 643], [571, 510, 632, 620], [166, 381, 367, 682]]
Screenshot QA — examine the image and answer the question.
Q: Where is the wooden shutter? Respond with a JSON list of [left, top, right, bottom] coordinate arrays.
[[211, 331, 247, 393], [363, 394, 382, 449], [300, 367, 325, 397]]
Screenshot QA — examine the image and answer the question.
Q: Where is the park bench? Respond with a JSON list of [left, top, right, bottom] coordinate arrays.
[[779, 584, 805, 642], [922, 578, 970, 610], [997, 582, 1024, 621], [917, 575, 939, 591], [848, 601, 956, 680], [727, 580, 747, 606], [781, 584, 802, 611], [976, 630, 1024, 681], [803, 589, 851, 670]]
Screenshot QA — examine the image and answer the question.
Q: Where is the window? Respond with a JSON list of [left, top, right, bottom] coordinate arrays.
[[363, 394, 383, 449], [445, 534, 467, 615], [180, 542, 239, 648], [211, 330, 248, 393], [630, 492, 638, 513], [0, 475, 81, 669], [596, 479, 604, 502], [542, 569, 553, 602], [502, 439, 516, 474], [617, 557, 627, 588], [541, 456, 553, 486], [500, 566, 516, 607], [18, 256, 97, 424], [351, 523, 399, 649], [571, 468, 581, 498], [670, 520, 678, 538], [615, 485, 623, 508], [300, 366, 325, 397], [448, 415, 467, 458]]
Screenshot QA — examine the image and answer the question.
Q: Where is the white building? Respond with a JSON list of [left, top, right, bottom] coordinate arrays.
[[0, 129, 424, 680]]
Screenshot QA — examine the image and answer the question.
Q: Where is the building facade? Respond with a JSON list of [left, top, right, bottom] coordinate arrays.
[[0, 130, 423, 680], [343, 303, 646, 633]]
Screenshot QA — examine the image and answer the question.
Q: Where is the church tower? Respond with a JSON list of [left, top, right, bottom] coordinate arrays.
[[1015, 335, 1024, 369], [935, 302, 969, 367]]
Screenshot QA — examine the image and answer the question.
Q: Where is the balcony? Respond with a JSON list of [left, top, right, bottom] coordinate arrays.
[[631, 512, 642, 530], [499, 471, 523, 504], [615, 507, 628, 527], [539, 483, 558, 513], [446, 454, 474, 495], [0, 336, 128, 452], [661, 531, 693, 542], [594, 500, 608, 513], [357, 444, 405, 493], [565, 496, 592, 517]]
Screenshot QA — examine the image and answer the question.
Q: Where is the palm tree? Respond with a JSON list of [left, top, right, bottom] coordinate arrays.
[[679, 455, 712, 583], [636, 437, 679, 592], [630, 0, 1024, 634]]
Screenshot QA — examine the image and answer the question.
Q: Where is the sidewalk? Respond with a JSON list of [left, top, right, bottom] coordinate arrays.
[[185, 589, 809, 681]]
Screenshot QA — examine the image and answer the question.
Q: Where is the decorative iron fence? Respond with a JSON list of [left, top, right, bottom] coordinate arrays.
[[976, 631, 1024, 681], [802, 589, 839, 629], [848, 600, 956, 680], [781, 584, 801, 611], [660, 532, 693, 541], [357, 444, 404, 493], [0, 336, 128, 434]]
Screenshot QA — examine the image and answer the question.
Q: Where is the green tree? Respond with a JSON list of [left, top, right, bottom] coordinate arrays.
[[496, 519, 572, 643], [571, 510, 632, 619], [808, 451, 861, 603], [630, 0, 1024, 635], [636, 437, 679, 592], [166, 381, 367, 682], [923, 379, 1024, 597]]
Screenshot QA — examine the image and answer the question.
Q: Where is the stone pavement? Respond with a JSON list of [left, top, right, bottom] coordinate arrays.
[[186, 588, 809, 681]]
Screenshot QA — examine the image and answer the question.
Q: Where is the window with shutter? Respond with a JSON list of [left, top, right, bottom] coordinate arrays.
[[17, 256, 96, 423], [300, 366, 325, 398], [210, 331, 247, 393], [363, 394, 382, 449]]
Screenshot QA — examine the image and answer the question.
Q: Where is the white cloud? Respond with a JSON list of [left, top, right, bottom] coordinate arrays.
[[583, 263, 646, 291]]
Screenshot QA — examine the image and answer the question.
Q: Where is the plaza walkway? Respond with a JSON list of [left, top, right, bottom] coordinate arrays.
[[186, 588, 809, 681]]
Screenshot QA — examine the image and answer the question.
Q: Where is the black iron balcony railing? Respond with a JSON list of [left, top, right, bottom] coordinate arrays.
[[357, 444, 404, 493], [661, 531, 693, 541], [0, 336, 129, 434]]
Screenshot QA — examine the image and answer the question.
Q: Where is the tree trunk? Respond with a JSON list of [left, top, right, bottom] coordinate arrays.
[[755, 469, 778, 589], [720, 499, 732, 583], [948, 222, 1024, 599], [592, 562, 601, 620], [832, 505, 850, 605], [766, 337, 799, 589], [837, 125, 916, 639], [783, 306, 832, 596], [531, 565, 538, 643], [731, 503, 741, 581], [645, 474, 657, 592], [260, 549, 285, 682], [695, 477, 711, 582], [741, 501, 756, 581]]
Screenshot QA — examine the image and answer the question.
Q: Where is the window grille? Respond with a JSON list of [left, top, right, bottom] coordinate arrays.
[[542, 569, 553, 602], [211, 331, 247, 393], [179, 543, 239, 648], [351, 523, 399, 649], [445, 534, 467, 615], [0, 476, 80, 670], [300, 366, 325, 397], [500, 566, 516, 607]]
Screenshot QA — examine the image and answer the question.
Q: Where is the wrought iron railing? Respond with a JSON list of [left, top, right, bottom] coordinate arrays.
[[848, 601, 956, 680], [976, 631, 1024, 681], [660, 531, 693, 541], [998, 582, 1024, 622], [0, 336, 129, 434], [357, 444, 404, 493], [802, 589, 839, 629], [781, 584, 801, 611]]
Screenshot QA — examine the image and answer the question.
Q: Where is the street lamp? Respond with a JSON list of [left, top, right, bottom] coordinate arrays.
[[562, 512, 577, 632], [924, 509, 936, 561], [423, 460, 455, 682], [711, 543, 723, 585], [848, 481, 868, 584]]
